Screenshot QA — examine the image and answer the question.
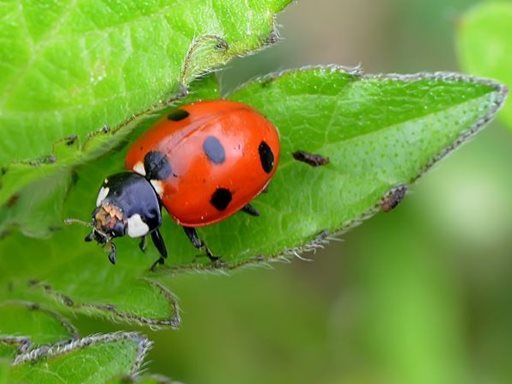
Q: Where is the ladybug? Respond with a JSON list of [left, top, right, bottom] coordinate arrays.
[[83, 100, 280, 269]]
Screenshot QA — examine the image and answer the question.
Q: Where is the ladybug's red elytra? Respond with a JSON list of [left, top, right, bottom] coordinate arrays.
[[83, 100, 280, 269]]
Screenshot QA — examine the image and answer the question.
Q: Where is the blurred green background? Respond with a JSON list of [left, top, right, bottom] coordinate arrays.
[[79, 1, 512, 383]]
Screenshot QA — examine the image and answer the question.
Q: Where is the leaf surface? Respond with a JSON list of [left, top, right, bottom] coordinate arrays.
[[457, 2, 512, 128], [0, 302, 77, 359], [0, 67, 506, 327]]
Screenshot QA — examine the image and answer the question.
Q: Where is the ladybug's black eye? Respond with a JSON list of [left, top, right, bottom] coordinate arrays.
[[167, 109, 189, 121]]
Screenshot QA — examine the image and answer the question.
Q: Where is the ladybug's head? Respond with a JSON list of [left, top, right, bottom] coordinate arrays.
[[81, 201, 127, 265], [65, 210, 122, 264], [66, 172, 163, 265], [90, 202, 127, 242]]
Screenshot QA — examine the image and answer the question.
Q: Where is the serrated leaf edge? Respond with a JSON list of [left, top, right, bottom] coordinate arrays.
[[0, 336, 31, 356], [0, 300, 79, 357], [232, 64, 508, 94], [29, 279, 181, 329], [12, 331, 152, 376]]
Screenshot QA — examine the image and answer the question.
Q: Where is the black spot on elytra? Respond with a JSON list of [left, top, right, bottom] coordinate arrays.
[[210, 188, 232, 211], [167, 109, 189, 121], [144, 151, 172, 180], [203, 136, 225, 164], [258, 141, 274, 174]]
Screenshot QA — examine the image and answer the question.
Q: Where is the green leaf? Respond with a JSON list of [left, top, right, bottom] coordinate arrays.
[[0, 67, 505, 327], [0, 301, 77, 359], [0, 342, 23, 361], [1, 267, 181, 329], [0, 359, 10, 384], [7, 333, 150, 384], [0, 0, 291, 218], [457, 2, 512, 128], [0, 169, 73, 238]]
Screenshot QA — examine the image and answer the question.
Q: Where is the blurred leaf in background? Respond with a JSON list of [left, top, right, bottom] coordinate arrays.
[[457, 2, 512, 129]]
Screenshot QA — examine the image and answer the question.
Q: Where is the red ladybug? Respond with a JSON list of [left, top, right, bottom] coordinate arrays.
[[84, 100, 280, 269]]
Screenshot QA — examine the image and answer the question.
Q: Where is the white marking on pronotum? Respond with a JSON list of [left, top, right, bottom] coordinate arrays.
[[96, 187, 109, 207], [150, 180, 164, 196], [126, 214, 150, 238], [133, 161, 146, 176]]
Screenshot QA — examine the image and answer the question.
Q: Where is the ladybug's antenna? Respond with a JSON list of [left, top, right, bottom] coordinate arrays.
[[64, 218, 92, 228], [65, 218, 112, 245]]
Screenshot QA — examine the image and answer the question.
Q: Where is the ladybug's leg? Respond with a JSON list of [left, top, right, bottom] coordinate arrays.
[[84, 232, 94, 242], [241, 204, 260, 217], [139, 236, 147, 253], [183, 227, 219, 262], [150, 229, 168, 271], [107, 242, 117, 265]]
